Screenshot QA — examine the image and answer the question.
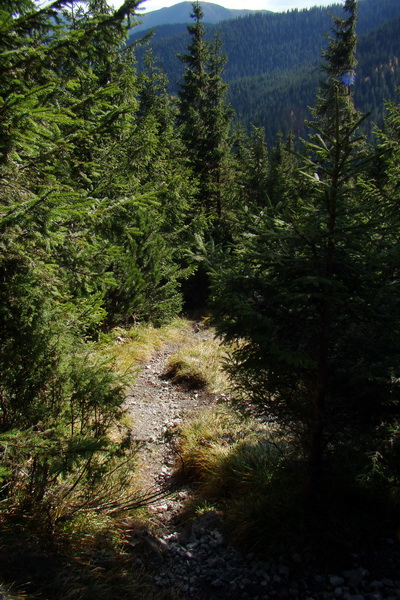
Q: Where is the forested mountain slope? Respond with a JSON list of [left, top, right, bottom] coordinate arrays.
[[132, 0, 400, 82], [131, 5, 335, 81], [229, 14, 400, 141], [131, 0, 400, 140]]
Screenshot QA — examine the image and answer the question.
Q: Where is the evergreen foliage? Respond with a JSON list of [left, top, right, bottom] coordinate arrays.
[[135, 0, 400, 144], [208, 0, 400, 506], [231, 125, 270, 209], [0, 0, 195, 533], [177, 2, 233, 224], [1, 0, 400, 587]]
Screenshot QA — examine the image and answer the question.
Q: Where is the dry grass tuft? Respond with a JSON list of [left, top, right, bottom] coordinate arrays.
[[165, 334, 231, 393], [0, 504, 184, 600], [177, 405, 280, 485], [176, 405, 299, 552]]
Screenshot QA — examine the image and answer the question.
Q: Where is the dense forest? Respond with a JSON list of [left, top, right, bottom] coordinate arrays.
[[132, 0, 400, 141], [1, 0, 400, 597]]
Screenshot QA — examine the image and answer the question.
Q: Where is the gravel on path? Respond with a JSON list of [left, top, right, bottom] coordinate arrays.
[[123, 331, 219, 491]]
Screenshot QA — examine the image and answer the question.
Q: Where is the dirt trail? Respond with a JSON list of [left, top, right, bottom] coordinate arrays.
[[123, 330, 218, 493]]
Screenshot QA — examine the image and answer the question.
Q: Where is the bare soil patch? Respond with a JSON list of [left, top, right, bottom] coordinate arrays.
[[123, 328, 221, 493]]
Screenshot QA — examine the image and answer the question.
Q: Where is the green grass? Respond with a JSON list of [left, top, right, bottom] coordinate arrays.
[[176, 405, 292, 518], [176, 405, 304, 554]]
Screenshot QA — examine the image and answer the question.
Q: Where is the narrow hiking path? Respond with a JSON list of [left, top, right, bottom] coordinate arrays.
[[121, 325, 400, 600], [123, 327, 219, 494]]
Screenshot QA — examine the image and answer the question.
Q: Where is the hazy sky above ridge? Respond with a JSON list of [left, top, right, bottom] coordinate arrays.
[[35, 0, 339, 15], [134, 0, 338, 15]]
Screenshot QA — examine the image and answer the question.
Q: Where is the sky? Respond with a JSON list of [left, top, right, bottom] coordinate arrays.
[[135, 0, 338, 14]]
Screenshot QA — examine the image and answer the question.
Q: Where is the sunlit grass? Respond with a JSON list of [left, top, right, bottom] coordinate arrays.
[[177, 405, 281, 486], [176, 405, 299, 552], [165, 334, 231, 393], [93, 318, 194, 384]]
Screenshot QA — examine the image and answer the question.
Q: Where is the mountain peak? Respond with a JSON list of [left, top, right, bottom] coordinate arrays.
[[135, 1, 270, 31]]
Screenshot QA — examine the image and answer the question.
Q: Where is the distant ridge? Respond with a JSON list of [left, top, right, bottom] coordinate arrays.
[[131, 0, 400, 144], [134, 1, 270, 31]]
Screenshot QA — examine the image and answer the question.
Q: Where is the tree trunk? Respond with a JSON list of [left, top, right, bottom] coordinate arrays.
[[307, 373, 327, 510]]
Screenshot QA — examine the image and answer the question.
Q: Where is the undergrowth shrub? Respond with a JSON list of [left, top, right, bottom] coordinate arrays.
[[0, 317, 201, 599]]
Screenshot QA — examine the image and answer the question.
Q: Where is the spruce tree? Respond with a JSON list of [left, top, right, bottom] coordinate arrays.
[[314, 0, 358, 131], [0, 0, 189, 523], [232, 126, 270, 209], [177, 2, 232, 223], [209, 0, 400, 507]]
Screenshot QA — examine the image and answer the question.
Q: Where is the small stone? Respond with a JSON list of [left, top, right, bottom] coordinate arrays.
[[292, 553, 302, 564], [210, 532, 224, 546], [211, 578, 223, 588], [343, 568, 369, 588], [206, 557, 218, 568], [246, 552, 255, 560], [330, 576, 345, 587], [186, 542, 197, 550]]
